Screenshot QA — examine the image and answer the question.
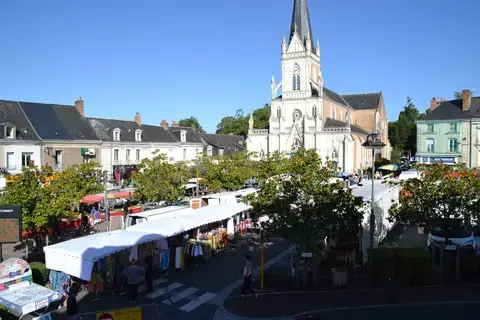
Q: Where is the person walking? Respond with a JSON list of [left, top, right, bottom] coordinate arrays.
[[241, 255, 258, 298], [122, 259, 144, 303]]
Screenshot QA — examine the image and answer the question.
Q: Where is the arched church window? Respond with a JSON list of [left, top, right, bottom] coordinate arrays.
[[292, 64, 300, 91], [296, 76, 300, 90], [312, 105, 317, 117], [277, 107, 281, 119]]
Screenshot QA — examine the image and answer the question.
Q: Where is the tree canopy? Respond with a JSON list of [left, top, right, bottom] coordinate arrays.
[[388, 163, 480, 235], [247, 149, 364, 248], [0, 162, 102, 230], [216, 104, 271, 135], [454, 91, 475, 99], [178, 117, 205, 133], [133, 154, 189, 204], [388, 97, 421, 162]]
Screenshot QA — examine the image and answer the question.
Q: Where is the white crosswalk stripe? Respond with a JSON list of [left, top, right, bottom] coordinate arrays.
[[146, 282, 183, 299], [179, 292, 217, 312], [162, 287, 199, 306], [138, 278, 167, 293]]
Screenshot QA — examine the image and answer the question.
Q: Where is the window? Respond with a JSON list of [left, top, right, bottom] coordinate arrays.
[[207, 146, 213, 157], [114, 149, 119, 161], [126, 149, 131, 161], [312, 105, 317, 118], [426, 138, 434, 153], [292, 75, 300, 91], [219, 149, 224, 157], [277, 107, 281, 119], [6, 152, 15, 170], [5, 126, 15, 139], [448, 139, 458, 153], [21, 153, 32, 167], [55, 150, 63, 169], [449, 123, 457, 133], [426, 124, 434, 133], [180, 130, 187, 143], [113, 129, 121, 141], [195, 149, 200, 158], [183, 149, 187, 161], [136, 149, 141, 161], [135, 130, 142, 142]]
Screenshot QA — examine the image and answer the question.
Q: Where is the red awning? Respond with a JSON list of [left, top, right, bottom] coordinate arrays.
[[82, 194, 105, 204], [113, 191, 135, 198]]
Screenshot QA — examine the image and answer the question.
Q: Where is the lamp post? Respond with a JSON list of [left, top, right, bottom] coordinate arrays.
[[102, 171, 118, 232], [362, 133, 386, 249]]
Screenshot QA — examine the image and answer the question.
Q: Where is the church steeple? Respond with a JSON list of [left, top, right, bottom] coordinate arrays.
[[289, 0, 315, 51]]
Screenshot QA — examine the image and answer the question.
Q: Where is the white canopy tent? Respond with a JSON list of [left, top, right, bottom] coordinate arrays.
[[45, 203, 251, 281]]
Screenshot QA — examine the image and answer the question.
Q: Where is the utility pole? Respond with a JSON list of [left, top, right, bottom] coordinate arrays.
[[260, 229, 264, 290]]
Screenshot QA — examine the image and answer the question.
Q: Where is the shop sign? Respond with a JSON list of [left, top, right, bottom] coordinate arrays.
[[96, 307, 142, 320], [0, 206, 22, 244], [35, 297, 49, 309], [0, 258, 32, 291]]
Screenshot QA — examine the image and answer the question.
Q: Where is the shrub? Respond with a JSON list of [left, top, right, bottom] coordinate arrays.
[[30, 262, 48, 286], [369, 247, 395, 285]]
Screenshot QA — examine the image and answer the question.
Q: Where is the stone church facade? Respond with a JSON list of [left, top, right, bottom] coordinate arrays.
[[247, 0, 391, 172]]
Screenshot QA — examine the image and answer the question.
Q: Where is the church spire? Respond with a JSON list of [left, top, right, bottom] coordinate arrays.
[[289, 0, 315, 50]]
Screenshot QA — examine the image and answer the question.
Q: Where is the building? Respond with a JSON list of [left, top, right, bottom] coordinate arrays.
[[246, 0, 390, 172], [161, 120, 204, 163], [198, 133, 246, 157], [416, 89, 480, 166], [0, 99, 101, 174]]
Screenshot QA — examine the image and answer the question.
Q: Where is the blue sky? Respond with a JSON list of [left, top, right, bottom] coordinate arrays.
[[1, 0, 479, 133]]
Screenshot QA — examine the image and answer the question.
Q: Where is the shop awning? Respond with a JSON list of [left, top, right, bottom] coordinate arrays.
[[44, 230, 162, 281], [80, 148, 89, 156], [81, 194, 105, 204], [0, 282, 61, 315], [128, 202, 252, 237]]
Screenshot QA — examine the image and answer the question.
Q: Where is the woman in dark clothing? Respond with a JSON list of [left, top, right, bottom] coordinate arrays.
[[145, 255, 154, 293], [63, 280, 81, 316]]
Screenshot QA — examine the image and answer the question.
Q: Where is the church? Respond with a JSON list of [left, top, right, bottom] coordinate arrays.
[[246, 0, 391, 173]]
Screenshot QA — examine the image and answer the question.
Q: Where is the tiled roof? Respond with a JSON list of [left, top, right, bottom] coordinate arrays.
[[168, 126, 202, 144], [341, 93, 381, 111], [19, 101, 99, 140], [323, 87, 348, 106], [419, 97, 480, 121], [324, 117, 369, 135], [199, 133, 246, 155], [0, 100, 39, 140]]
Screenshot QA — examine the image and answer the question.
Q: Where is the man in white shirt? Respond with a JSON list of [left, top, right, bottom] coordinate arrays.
[[241, 255, 258, 298]]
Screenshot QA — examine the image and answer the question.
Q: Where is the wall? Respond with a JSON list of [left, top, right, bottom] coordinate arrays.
[[3, 144, 42, 174], [416, 120, 464, 161], [42, 144, 101, 170], [171, 144, 203, 163]]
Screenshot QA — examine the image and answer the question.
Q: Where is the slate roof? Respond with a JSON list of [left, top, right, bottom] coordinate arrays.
[[0, 100, 39, 140], [88, 118, 143, 142], [290, 0, 315, 50], [141, 124, 177, 143], [323, 87, 348, 106], [341, 93, 381, 111], [419, 97, 480, 121], [168, 126, 202, 144], [324, 117, 369, 135], [199, 133, 246, 156], [19, 102, 99, 140]]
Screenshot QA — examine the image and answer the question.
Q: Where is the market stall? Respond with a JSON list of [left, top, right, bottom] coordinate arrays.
[[0, 258, 61, 319]]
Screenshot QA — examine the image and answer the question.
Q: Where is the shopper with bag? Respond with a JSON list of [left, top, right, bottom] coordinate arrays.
[[241, 255, 258, 298]]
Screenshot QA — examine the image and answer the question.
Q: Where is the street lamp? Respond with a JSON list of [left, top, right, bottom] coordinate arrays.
[[362, 133, 386, 249], [98, 171, 118, 232]]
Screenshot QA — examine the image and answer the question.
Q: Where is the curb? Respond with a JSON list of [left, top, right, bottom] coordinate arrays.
[[294, 301, 480, 317]]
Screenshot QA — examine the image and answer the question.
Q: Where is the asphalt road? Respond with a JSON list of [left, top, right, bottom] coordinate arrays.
[[49, 235, 289, 320], [297, 303, 480, 320]]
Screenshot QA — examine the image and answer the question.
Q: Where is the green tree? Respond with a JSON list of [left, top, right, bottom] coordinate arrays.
[[178, 117, 205, 133], [254, 151, 289, 184], [453, 91, 474, 99], [388, 97, 420, 157], [0, 163, 103, 230], [133, 154, 188, 204], [388, 163, 480, 240], [216, 104, 271, 135]]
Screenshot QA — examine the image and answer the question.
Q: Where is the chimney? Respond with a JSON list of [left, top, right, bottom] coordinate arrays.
[[160, 120, 169, 129], [430, 97, 446, 111], [171, 120, 178, 127], [134, 112, 141, 126], [462, 89, 472, 111], [75, 97, 84, 116]]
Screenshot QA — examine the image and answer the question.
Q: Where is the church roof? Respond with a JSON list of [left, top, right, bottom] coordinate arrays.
[[341, 93, 381, 110], [323, 87, 349, 106], [290, 0, 315, 50], [324, 117, 369, 135]]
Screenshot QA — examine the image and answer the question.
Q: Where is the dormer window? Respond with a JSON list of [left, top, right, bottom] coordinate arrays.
[[180, 130, 187, 143], [113, 128, 121, 141], [135, 130, 142, 142], [5, 125, 15, 139]]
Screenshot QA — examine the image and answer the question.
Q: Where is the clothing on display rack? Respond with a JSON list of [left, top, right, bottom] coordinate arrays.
[[157, 238, 168, 250], [227, 218, 235, 235], [49, 270, 70, 293], [174, 246, 184, 269], [185, 242, 203, 257]]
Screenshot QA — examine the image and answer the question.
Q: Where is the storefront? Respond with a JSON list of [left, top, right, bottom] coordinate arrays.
[[113, 165, 137, 182], [418, 156, 458, 164]]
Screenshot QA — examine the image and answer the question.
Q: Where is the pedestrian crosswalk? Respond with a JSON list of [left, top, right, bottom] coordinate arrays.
[[145, 281, 216, 312]]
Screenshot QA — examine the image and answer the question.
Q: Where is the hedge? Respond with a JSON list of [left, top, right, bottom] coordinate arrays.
[[30, 262, 49, 286], [369, 247, 434, 286]]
